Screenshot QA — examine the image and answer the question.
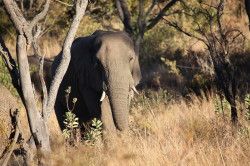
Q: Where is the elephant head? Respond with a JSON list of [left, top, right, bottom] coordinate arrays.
[[52, 31, 141, 131], [91, 31, 141, 130]]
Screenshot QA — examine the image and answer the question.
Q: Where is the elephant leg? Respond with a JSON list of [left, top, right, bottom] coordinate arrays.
[[101, 96, 116, 142]]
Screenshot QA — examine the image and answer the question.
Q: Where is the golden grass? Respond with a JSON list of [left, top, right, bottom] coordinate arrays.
[[45, 95, 250, 166]]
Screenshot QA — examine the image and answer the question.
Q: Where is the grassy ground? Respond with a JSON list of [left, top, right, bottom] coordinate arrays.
[[45, 92, 250, 166]]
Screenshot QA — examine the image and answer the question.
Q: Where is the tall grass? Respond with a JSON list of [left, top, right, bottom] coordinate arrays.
[[45, 93, 250, 166]]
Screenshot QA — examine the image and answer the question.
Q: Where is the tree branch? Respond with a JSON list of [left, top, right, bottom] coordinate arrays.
[[30, 0, 51, 28], [115, 0, 133, 35], [145, 0, 157, 19], [146, 0, 180, 31], [3, 0, 28, 34], [54, 0, 73, 7], [47, 0, 88, 119], [138, 0, 145, 36], [163, 18, 209, 46]]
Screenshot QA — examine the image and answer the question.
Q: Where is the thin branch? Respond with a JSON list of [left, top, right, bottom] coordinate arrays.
[[47, 0, 88, 119], [32, 25, 49, 119], [145, 0, 157, 19], [40, 54, 48, 118], [146, 0, 180, 31], [54, 0, 73, 7], [163, 18, 208, 46], [163, 9, 183, 17], [30, 0, 51, 29]]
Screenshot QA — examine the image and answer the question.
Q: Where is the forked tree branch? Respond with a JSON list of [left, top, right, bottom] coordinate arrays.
[[30, 0, 51, 28], [46, 0, 88, 120], [3, 0, 52, 153], [3, 0, 51, 46], [163, 18, 209, 46]]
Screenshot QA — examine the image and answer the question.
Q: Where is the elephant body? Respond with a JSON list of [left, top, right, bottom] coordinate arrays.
[[52, 30, 141, 132]]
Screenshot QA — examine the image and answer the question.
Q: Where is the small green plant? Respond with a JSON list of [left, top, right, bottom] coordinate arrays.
[[62, 111, 79, 140], [83, 118, 103, 145], [214, 94, 230, 115], [62, 86, 80, 144], [244, 94, 250, 120]]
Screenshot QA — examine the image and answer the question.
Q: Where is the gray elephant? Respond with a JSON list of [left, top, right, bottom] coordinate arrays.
[[52, 30, 141, 132]]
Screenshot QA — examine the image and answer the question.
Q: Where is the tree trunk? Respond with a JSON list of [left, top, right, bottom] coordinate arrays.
[[209, 50, 238, 125], [229, 97, 238, 124], [134, 35, 142, 56], [17, 34, 50, 152]]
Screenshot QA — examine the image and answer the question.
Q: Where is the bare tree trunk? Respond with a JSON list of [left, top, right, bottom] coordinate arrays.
[[210, 50, 238, 124], [17, 34, 50, 152], [3, 0, 89, 156]]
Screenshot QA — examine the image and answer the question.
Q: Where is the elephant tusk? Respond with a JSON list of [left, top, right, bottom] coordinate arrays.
[[100, 91, 106, 101], [132, 86, 139, 95]]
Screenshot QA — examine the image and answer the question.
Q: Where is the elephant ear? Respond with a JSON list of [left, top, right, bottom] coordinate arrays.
[[131, 53, 142, 86]]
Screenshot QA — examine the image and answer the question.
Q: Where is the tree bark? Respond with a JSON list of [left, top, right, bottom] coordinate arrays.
[[17, 34, 51, 152], [47, 0, 88, 119], [3, 0, 89, 155]]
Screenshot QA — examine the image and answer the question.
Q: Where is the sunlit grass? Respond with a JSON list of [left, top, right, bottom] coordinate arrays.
[[46, 92, 250, 166]]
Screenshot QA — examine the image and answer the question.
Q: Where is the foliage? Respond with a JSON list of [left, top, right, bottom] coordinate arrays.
[[244, 94, 250, 120], [62, 86, 80, 144], [131, 89, 172, 111], [62, 111, 79, 140], [0, 52, 18, 96], [83, 118, 103, 145], [213, 94, 230, 115]]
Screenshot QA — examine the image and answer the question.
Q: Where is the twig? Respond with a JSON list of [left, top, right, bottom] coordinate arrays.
[[40, 55, 48, 118], [54, 0, 73, 7]]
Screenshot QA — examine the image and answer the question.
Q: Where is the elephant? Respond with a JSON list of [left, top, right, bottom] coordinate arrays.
[[52, 30, 141, 132]]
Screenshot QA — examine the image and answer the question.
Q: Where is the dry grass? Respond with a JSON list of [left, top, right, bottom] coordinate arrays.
[[45, 94, 250, 166]]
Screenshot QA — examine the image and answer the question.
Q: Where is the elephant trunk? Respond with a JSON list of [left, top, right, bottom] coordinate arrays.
[[108, 75, 130, 131]]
